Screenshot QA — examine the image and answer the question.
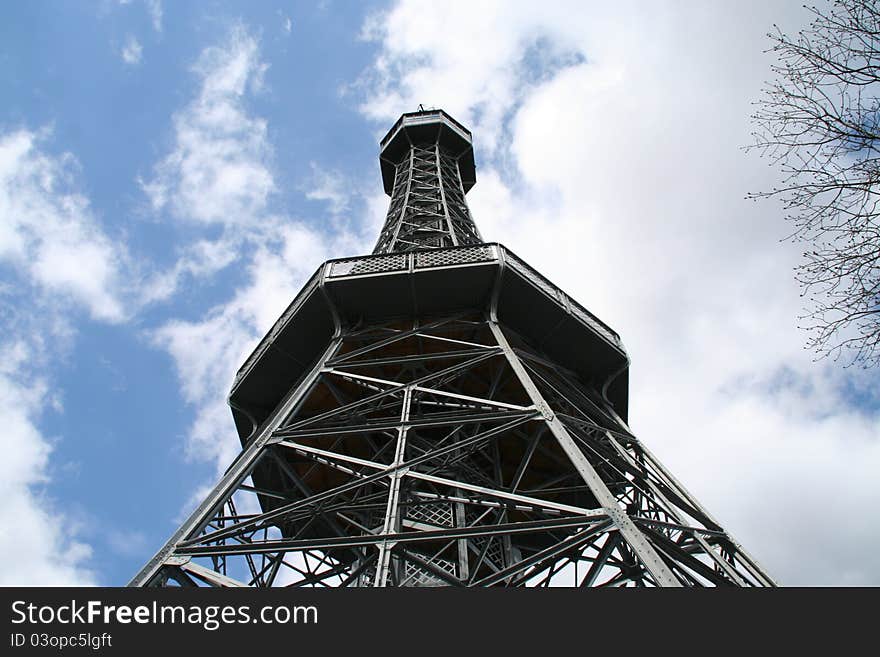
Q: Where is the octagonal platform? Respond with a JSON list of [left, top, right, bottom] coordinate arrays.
[[229, 243, 630, 445]]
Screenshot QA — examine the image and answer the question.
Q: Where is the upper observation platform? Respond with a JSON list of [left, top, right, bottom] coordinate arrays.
[[379, 108, 476, 195]]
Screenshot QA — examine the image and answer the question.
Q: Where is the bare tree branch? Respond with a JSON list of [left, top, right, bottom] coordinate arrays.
[[748, 0, 880, 367]]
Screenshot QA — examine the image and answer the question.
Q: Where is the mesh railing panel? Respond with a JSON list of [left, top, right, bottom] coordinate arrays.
[[328, 245, 498, 278], [414, 244, 495, 268], [505, 252, 563, 302], [329, 253, 407, 277], [570, 303, 620, 346], [403, 557, 456, 587], [406, 501, 455, 528], [505, 251, 621, 346]]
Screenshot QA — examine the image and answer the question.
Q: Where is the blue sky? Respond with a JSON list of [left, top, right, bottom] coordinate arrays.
[[1, 0, 387, 586], [2, 0, 878, 586]]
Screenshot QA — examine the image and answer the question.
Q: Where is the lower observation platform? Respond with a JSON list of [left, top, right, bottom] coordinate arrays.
[[229, 243, 630, 446]]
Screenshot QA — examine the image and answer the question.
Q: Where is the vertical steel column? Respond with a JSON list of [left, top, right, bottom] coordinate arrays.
[[374, 385, 413, 586], [386, 148, 415, 253], [453, 490, 470, 581], [486, 318, 682, 587], [435, 138, 458, 247]]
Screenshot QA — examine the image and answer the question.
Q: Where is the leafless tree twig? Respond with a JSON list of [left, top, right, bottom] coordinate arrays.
[[748, 0, 880, 367]]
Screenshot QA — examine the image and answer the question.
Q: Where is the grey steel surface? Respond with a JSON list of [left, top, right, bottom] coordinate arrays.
[[132, 108, 776, 587]]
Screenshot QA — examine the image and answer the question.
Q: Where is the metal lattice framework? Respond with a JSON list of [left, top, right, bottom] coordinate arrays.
[[131, 109, 776, 587], [373, 117, 481, 253]]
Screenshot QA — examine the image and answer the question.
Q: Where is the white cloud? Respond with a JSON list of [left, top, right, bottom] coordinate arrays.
[[115, 0, 161, 33], [146, 27, 374, 476], [138, 237, 239, 304], [357, 0, 586, 155], [283, 16, 292, 35], [357, 0, 880, 585], [146, 0, 162, 33], [0, 339, 96, 585], [106, 528, 149, 558], [0, 127, 141, 585], [0, 128, 127, 322], [140, 25, 273, 228], [121, 35, 143, 65], [305, 163, 351, 217], [153, 224, 363, 473]]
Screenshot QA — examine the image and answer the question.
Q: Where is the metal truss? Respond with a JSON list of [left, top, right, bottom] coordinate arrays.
[[373, 138, 482, 254], [133, 108, 775, 588], [132, 314, 775, 587]]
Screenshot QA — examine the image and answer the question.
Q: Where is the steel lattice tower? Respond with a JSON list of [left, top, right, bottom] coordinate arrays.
[[132, 109, 775, 587]]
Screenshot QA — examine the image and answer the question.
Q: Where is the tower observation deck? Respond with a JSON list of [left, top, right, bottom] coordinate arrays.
[[131, 109, 775, 587]]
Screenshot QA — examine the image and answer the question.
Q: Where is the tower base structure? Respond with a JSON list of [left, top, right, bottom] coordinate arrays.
[[131, 244, 775, 587]]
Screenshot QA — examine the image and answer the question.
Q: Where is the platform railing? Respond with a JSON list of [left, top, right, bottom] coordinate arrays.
[[233, 242, 622, 388]]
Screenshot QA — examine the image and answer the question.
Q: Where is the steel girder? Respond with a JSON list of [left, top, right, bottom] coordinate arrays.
[[131, 314, 775, 588]]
